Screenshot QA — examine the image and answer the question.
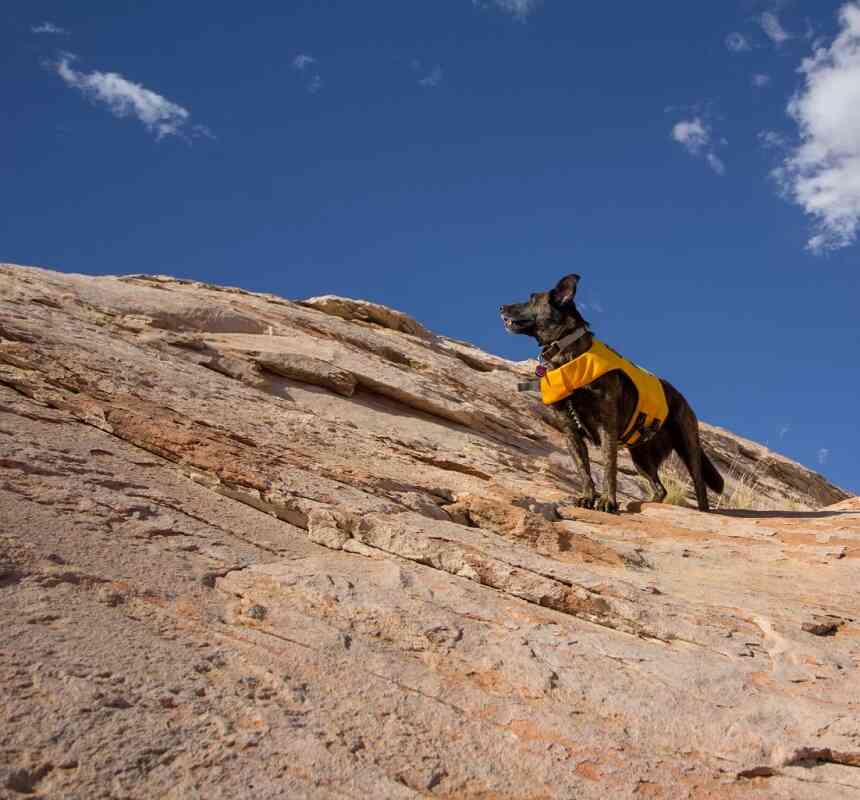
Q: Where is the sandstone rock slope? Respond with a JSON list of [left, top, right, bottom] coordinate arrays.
[[1, 263, 857, 799]]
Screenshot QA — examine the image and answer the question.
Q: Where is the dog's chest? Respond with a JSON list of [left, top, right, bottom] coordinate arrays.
[[545, 361, 611, 403]]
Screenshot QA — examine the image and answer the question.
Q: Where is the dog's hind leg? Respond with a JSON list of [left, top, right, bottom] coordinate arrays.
[[667, 407, 710, 512], [629, 443, 667, 503]]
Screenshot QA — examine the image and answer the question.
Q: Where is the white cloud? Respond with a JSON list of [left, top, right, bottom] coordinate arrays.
[[774, 3, 860, 252], [779, 425, 790, 439], [32, 21, 67, 34], [55, 55, 199, 140], [474, 0, 542, 19], [752, 73, 771, 87], [759, 129, 788, 149], [671, 117, 726, 176], [818, 447, 830, 465], [419, 65, 443, 87], [307, 74, 324, 94], [761, 11, 792, 45], [725, 32, 751, 52], [672, 118, 709, 154], [292, 54, 316, 71]]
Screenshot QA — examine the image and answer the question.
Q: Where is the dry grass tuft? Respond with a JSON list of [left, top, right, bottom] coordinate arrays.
[[646, 452, 814, 513], [714, 454, 771, 511], [714, 454, 813, 512], [658, 459, 692, 507], [639, 453, 813, 511]]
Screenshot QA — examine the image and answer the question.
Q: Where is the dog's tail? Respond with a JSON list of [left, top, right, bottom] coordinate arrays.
[[701, 451, 724, 495]]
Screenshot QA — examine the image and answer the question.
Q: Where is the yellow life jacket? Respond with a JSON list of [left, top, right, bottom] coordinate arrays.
[[539, 339, 669, 446]]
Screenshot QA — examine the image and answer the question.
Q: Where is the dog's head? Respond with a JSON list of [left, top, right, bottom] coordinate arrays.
[[500, 274, 586, 346]]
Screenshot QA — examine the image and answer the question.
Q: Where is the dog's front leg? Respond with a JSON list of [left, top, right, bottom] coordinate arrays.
[[555, 406, 596, 509], [595, 392, 619, 514]]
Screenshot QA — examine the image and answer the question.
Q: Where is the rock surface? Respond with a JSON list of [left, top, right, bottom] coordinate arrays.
[[0, 262, 857, 799]]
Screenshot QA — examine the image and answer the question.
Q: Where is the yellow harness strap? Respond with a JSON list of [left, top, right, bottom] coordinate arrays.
[[539, 339, 669, 446]]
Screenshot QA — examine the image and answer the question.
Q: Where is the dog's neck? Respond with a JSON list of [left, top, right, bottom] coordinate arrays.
[[540, 326, 593, 367]]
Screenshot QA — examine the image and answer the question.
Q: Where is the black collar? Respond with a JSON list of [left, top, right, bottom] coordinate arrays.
[[540, 327, 589, 363]]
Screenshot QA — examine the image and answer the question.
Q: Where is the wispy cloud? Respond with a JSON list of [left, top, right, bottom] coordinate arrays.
[[760, 11, 792, 45], [706, 152, 726, 175], [818, 447, 830, 465], [725, 32, 751, 52], [292, 53, 323, 94], [773, 2, 860, 252], [473, 0, 543, 19], [752, 73, 771, 87], [411, 59, 444, 88], [779, 424, 790, 439], [292, 53, 316, 71], [54, 55, 204, 140], [418, 65, 443, 88], [759, 129, 788, 149], [32, 21, 67, 35], [671, 117, 726, 175]]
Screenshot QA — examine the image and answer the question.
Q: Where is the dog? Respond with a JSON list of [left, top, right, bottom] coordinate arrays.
[[501, 273, 723, 513]]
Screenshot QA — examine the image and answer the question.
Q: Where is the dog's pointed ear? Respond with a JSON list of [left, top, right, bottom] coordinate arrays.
[[549, 274, 581, 309]]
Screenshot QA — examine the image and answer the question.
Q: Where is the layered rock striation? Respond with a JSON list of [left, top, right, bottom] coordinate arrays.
[[1, 263, 857, 799]]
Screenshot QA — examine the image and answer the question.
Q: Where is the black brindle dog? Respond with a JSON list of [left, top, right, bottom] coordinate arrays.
[[501, 274, 723, 513]]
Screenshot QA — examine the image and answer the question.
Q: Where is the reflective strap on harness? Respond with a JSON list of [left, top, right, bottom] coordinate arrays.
[[622, 413, 663, 446], [622, 411, 648, 445]]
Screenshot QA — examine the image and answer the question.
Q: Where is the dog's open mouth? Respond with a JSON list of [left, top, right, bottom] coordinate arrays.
[[501, 315, 531, 334]]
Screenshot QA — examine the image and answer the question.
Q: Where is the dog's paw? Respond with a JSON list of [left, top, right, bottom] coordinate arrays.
[[574, 494, 596, 509], [594, 495, 619, 514]]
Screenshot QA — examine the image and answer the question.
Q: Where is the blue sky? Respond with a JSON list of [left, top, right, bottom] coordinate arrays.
[[3, 1, 859, 493]]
